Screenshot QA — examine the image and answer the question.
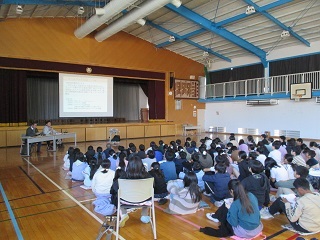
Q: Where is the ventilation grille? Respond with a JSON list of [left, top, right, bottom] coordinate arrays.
[[246, 99, 278, 106], [274, 130, 300, 138], [212, 127, 226, 133], [316, 97, 320, 103], [238, 128, 259, 135]]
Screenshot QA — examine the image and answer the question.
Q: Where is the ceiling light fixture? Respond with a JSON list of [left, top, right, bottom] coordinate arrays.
[[171, 0, 182, 8], [136, 18, 146, 26], [280, 30, 290, 38], [78, 6, 84, 15], [203, 51, 209, 57], [169, 36, 175, 42], [245, 5, 255, 15], [16, 5, 23, 15]]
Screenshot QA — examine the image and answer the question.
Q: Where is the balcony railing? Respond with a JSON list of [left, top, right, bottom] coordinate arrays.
[[203, 70, 320, 99]]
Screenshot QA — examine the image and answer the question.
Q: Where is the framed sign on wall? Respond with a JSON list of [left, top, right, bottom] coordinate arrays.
[[174, 79, 199, 99]]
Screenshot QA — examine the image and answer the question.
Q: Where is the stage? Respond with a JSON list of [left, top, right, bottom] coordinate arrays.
[[0, 121, 178, 147]]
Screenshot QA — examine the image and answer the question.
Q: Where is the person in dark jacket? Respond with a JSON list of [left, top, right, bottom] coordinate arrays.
[[202, 163, 231, 206], [238, 151, 252, 181], [241, 160, 270, 208]]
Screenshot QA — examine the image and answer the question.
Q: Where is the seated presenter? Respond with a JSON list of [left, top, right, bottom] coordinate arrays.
[[26, 121, 41, 153], [42, 120, 57, 149]]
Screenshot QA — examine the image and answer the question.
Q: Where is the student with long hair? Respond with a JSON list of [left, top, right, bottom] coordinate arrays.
[[202, 179, 263, 238], [81, 159, 98, 189], [265, 157, 289, 188], [165, 171, 202, 215]]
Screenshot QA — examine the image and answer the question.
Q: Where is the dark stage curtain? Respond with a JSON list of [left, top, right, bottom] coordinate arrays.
[[209, 64, 264, 84], [27, 74, 59, 122], [0, 69, 27, 123], [270, 54, 320, 76], [148, 81, 165, 119]]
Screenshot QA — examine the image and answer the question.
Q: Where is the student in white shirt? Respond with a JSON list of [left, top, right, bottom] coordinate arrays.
[[268, 140, 282, 165], [265, 157, 289, 188], [91, 159, 115, 198]]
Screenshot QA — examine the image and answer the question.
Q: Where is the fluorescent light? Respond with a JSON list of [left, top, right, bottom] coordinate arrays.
[[95, 0, 179, 42], [74, 0, 139, 39]]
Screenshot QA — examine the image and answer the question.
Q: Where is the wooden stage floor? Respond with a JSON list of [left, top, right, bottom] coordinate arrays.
[[0, 135, 319, 240]]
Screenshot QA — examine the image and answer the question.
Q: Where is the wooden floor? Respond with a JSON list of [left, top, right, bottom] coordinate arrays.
[[0, 134, 319, 240]]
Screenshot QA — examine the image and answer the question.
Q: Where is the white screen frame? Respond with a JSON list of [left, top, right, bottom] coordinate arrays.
[[59, 73, 113, 117]]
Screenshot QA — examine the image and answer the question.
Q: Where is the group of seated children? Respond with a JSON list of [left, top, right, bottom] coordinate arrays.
[[62, 134, 320, 238]]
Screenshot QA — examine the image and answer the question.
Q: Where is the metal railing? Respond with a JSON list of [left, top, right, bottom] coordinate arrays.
[[203, 70, 320, 99]]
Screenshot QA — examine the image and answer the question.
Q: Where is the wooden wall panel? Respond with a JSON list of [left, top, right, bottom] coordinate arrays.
[[0, 131, 7, 147], [127, 126, 145, 139], [106, 126, 127, 140], [61, 128, 86, 143], [144, 125, 160, 137], [7, 130, 25, 147], [86, 127, 107, 142], [161, 124, 177, 136]]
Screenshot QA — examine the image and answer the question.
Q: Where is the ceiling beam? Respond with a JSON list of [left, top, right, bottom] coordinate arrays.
[[156, 28, 206, 48], [243, 0, 310, 47], [156, 0, 293, 49], [147, 20, 231, 62], [166, 4, 267, 65], [0, 0, 105, 7]]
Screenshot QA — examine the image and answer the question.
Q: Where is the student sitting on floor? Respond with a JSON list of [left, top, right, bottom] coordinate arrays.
[[91, 159, 115, 198], [201, 179, 263, 238], [180, 161, 205, 192], [71, 152, 88, 182], [148, 162, 168, 204], [165, 171, 202, 215], [241, 160, 270, 209], [62, 147, 74, 171], [267, 178, 320, 234], [160, 150, 177, 182], [81, 159, 98, 189], [202, 162, 231, 207], [265, 157, 289, 188]]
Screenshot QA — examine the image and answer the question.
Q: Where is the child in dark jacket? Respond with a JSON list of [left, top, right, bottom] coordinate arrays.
[[202, 163, 231, 207], [149, 162, 168, 204], [241, 160, 270, 208]]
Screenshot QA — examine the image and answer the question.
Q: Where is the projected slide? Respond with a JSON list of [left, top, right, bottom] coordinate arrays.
[[59, 73, 113, 117]]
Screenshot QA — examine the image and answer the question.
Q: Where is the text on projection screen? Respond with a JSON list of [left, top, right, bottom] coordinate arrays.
[[59, 73, 113, 117]]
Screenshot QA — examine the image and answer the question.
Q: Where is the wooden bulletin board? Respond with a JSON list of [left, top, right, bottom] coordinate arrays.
[[174, 79, 199, 99]]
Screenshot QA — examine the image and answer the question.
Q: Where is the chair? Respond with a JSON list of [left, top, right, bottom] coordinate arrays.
[[116, 178, 156, 240]]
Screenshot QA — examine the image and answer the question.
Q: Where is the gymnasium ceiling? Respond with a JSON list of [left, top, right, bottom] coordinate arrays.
[[0, 0, 319, 67]]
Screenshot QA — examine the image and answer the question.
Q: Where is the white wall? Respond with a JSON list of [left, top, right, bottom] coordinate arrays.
[[204, 99, 320, 139]]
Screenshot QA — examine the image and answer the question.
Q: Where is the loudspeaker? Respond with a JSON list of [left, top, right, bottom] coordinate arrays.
[[170, 76, 174, 89]]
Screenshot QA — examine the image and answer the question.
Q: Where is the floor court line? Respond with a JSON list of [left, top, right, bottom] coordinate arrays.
[[0, 182, 24, 240], [21, 157, 125, 240], [266, 229, 287, 239], [19, 166, 45, 194]]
